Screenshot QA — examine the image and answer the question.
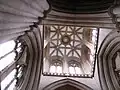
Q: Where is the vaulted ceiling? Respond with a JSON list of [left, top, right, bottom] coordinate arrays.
[[0, 0, 120, 90]]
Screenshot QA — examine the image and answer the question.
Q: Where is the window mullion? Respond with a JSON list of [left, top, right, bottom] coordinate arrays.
[[0, 50, 15, 60], [0, 45, 22, 60], [4, 77, 15, 90], [74, 67, 76, 74], [1, 61, 16, 81], [55, 66, 57, 73]]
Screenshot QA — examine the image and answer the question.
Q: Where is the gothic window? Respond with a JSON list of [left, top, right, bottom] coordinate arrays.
[[0, 39, 27, 90], [69, 60, 82, 74], [50, 60, 62, 74], [43, 25, 98, 77]]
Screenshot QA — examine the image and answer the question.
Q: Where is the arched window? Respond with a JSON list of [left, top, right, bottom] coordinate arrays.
[[0, 39, 27, 90], [50, 60, 62, 74], [68, 60, 82, 74]]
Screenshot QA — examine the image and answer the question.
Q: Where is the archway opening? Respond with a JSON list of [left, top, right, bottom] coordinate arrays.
[[43, 79, 93, 90], [55, 84, 80, 90]]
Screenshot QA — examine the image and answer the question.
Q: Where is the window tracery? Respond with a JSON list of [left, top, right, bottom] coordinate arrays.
[[68, 60, 82, 75], [50, 60, 62, 74], [0, 39, 27, 90]]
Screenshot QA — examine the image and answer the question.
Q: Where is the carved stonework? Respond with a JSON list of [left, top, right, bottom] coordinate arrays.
[[43, 25, 98, 77], [98, 31, 120, 90]]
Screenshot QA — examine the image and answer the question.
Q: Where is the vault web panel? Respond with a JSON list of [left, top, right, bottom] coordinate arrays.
[[43, 25, 98, 78]]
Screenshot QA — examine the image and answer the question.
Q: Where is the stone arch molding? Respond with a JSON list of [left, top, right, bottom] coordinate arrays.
[[43, 78, 93, 90], [98, 31, 120, 90]]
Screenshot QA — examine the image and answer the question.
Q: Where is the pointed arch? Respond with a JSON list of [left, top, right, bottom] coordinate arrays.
[[43, 79, 93, 90], [98, 31, 120, 90]]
